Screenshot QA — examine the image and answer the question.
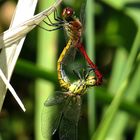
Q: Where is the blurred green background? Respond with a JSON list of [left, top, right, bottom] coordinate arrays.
[[0, 0, 140, 140]]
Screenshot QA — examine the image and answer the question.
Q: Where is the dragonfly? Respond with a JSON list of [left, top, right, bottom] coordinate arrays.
[[41, 37, 97, 140], [40, 7, 103, 85]]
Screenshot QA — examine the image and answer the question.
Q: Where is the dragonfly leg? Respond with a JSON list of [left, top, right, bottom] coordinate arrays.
[[85, 68, 95, 79], [40, 11, 65, 31], [54, 7, 63, 22], [43, 17, 63, 27], [36, 24, 63, 31], [44, 15, 64, 26], [72, 69, 82, 80], [82, 69, 86, 79], [42, 9, 64, 27]]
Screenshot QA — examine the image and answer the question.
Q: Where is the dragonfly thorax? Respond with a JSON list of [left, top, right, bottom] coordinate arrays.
[[62, 7, 83, 42], [64, 19, 83, 42], [68, 79, 88, 95]]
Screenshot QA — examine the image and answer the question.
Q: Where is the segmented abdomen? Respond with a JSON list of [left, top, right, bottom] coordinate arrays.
[[57, 39, 72, 90]]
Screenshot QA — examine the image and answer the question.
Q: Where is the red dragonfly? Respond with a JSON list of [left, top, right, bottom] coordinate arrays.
[[41, 7, 103, 85]]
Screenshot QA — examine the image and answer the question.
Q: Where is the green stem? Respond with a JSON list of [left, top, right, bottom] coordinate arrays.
[[35, 1, 58, 140], [14, 60, 140, 118], [85, 0, 96, 136], [15, 59, 57, 83], [92, 25, 140, 140]]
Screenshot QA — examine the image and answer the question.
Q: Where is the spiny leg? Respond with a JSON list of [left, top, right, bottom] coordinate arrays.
[[72, 69, 82, 80], [36, 24, 63, 32], [43, 15, 64, 26], [43, 8, 64, 27], [38, 9, 64, 31], [82, 69, 86, 79], [85, 67, 95, 79], [53, 7, 63, 22]]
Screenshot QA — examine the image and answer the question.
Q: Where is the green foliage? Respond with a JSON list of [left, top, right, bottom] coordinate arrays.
[[0, 0, 140, 140]]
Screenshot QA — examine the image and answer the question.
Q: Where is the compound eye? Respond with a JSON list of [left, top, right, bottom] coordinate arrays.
[[86, 76, 96, 86], [62, 7, 74, 19], [89, 80, 95, 85]]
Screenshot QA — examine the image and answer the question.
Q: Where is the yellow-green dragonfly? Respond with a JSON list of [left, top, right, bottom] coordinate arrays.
[[41, 39, 97, 140]]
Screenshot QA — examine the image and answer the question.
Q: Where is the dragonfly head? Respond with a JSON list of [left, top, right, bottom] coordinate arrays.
[[84, 68, 97, 87], [62, 7, 75, 21], [85, 76, 96, 87]]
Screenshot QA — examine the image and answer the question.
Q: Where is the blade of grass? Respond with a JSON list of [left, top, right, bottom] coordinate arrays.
[[106, 56, 140, 139], [0, 0, 62, 49], [85, 0, 96, 136], [105, 45, 128, 139], [15, 59, 57, 83], [92, 79, 128, 140], [0, 0, 62, 111], [0, 69, 25, 111], [108, 47, 127, 92], [134, 122, 140, 140], [92, 24, 140, 140], [0, 0, 38, 111]]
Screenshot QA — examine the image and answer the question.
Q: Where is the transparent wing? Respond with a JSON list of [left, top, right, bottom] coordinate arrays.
[[62, 41, 77, 66], [44, 91, 67, 106], [59, 95, 82, 140], [41, 91, 68, 139], [62, 41, 87, 81]]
